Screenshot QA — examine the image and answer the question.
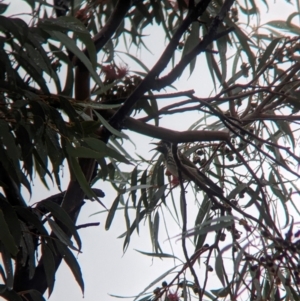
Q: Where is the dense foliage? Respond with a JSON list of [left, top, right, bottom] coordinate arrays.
[[0, 0, 300, 300]]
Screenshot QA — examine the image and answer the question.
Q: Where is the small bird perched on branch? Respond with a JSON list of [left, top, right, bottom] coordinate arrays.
[[152, 140, 223, 195]]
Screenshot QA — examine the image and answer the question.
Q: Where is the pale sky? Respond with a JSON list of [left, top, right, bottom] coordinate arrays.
[[2, 1, 299, 301]]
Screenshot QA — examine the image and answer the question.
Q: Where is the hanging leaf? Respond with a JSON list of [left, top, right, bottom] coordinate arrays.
[[134, 249, 177, 259], [42, 241, 55, 297], [55, 240, 84, 294], [47, 218, 79, 252], [0, 197, 21, 248], [256, 38, 281, 73], [0, 209, 18, 256], [39, 200, 81, 250], [47, 31, 102, 87], [105, 195, 120, 230], [0, 242, 14, 290]]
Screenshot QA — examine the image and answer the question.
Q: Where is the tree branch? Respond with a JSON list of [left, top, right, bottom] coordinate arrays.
[[108, 0, 212, 131]]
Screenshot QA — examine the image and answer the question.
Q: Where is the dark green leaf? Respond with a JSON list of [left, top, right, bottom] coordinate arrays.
[[133, 266, 178, 301], [194, 196, 210, 243], [66, 143, 106, 159], [39, 200, 81, 250], [0, 242, 13, 289], [277, 120, 295, 150], [0, 210, 18, 256], [48, 31, 102, 87], [47, 218, 79, 252], [227, 183, 248, 200], [0, 197, 21, 247], [42, 241, 55, 296], [81, 120, 101, 136], [130, 166, 138, 206], [256, 38, 281, 73], [123, 199, 131, 252], [153, 211, 160, 251], [93, 110, 128, 139], [55, 240, 84, 294], [0, 16, 28, 43], [59, 97, 82, 134], [0, 3, 8, 14], [19, 221, 36, 279], [182, 21, 200, 76], [67, 155, 95, 201], [230, 20, 256, 71], [216, 24, 228, 83], [82, 137, 131, 164], [0, 288, 23, 301], [39, 16, 90, 34], [266, 20, 300, 35], [28, 290, 46, 301], [105, 195, 120, 230], [16, 207, 48, 236], [211, 286, 231, 297], [117, 51, 150, 72], [134, 249, 177, 259]]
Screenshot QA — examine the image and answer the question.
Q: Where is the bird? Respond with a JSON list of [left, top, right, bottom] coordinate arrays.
[[151, 140, 223, 196]]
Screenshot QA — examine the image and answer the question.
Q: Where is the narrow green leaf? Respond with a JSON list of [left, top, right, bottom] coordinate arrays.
[[269, 169, 289, 228], [39, 200, 81, 250], [82, 137, 131, 164], [266, 20, 300, 35], [0, 210, 18, 256], [256, 38, 281, 73], [205, 46, 216, 90], [133, 266, 178, 301], [81, 120, 101, 135], [0, 288, 23, 301], [66, 143, 105, 159], [0, 197, 21, 247], [0, 3, 8, 14], [47, 218, 79, 252], [216, 24, 228, 83], [227, 183, 248, 200], [0, 120, 21, 172], [182, 22, 200, 76], [28, 290, 46, 301], [93, 110, 129, 139], [123, 199, 131, 252], [55, 240, 84, 294], [117, 51, 150, 72], [105, 195, 120, 230], [59, 97, 82, 133], [19, 221, 36, 279], [150, 185, 168, 205], [42, 241, 55, 296], [194, 196, 210, 243], [130, 166, 138, 206], [16, 207, 48, 236], [125, 185, 152, 193], [215, 245, 233, 287], [211, 286, 231, 297], [67, 155, 95, 201], [230, 21, 256, 71], [134, 249, 177, 259], [49, 31, 102, 87], [184, 217, 234, 238], [0, 242, 13, 290], [277, 120, 295, 150], [153, 211, 160, 251], [0, 16, 28, 43]]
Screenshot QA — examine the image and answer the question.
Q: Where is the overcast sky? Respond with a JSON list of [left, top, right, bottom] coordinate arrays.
[[3, 1, 298, 301]]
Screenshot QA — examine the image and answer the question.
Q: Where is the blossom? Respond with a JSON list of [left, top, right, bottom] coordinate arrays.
[[102, 64, 129, 82], [167, 291, 180, 301]]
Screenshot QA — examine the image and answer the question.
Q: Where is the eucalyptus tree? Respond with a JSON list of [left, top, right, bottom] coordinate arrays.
[[0, 0, 300, 300]]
